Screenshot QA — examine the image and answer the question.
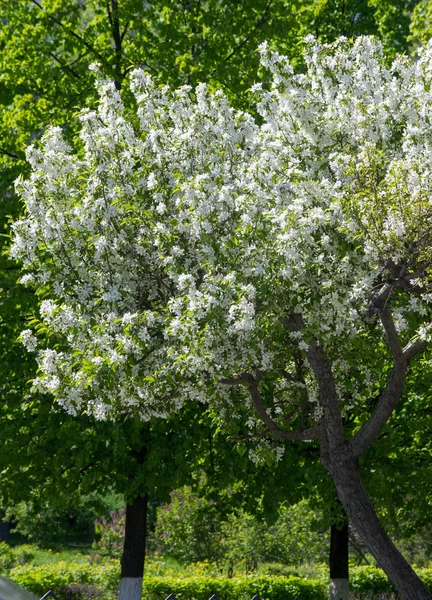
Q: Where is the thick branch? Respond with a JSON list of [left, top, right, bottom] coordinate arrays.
[[368, 282, 392, 316], [349, 312, 428, 459], [108, 0, 123, 90], [380, 306, 403, 361], [281, 313, 344, 450], [306, 340, 345, 449], [403, 337, 428, 362], [348, 365, 406, 459], [220, 373, 320, 441], [248, 375, 320, 441]]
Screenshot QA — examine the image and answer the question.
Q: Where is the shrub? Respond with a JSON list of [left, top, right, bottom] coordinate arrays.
[[0, 541, 15, 574], [154, 488, 327, 571], [350, 566, 394, 595], [154, 487, 226, 565], [349, 565, 432, 595], [8, 562, 432, 600], [142, 575, 327, 600], [6, 502, 98, 547], [59, 583, 105, 600], [92, 509, 125, 560], [14, 544, 36, 566], [8, 561, 119, 597]]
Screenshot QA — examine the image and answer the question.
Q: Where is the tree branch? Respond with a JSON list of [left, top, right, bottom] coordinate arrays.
[[380, 306, 403, 361], [108, 0, 123, 90], [48, 51, 81, 80], [220, 372, 321, 441], [281, 313, 345, 449], [306, 339, 345, 449], [29, 0, 106, 64], [209, 0, 273, 77], [349, 310, 428, 459], [0, 147, 21, 160], [403, 337, 428, 362]]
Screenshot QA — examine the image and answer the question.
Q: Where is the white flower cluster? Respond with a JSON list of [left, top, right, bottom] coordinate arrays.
[[12, 37, 432, 424]]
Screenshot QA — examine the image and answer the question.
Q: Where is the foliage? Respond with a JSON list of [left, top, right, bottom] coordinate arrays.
[[154, 486, 227, 565], [6, 501, 99, 547], [0, 3, 431, 592], [14, 545, 35, 566], [141, 574, 327, 600], [153, 485, 327, 570], [7, 544, 432, 599], [349, 566, 394, 594], [0, 541, 15, 574], [92, 509, 125, 560], [9, 561, 326, 600], [11, 560, 432, 600], [220, 501, 328, 567], [58, 583, 106, 600], [9, 561, 119, 598]]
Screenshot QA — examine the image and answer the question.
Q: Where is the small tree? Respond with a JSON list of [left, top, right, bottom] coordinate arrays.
[[12, 37, 432, 600]]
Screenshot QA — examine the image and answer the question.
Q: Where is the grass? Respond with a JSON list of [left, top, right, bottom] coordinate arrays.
[[28, 547, 93, 566]]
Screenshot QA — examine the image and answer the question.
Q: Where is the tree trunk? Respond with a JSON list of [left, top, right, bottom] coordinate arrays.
[[119, 493, 148, 600], [0, 519, 9, 542], [329, 458, 432, 600], [329, 520, 349, 600]]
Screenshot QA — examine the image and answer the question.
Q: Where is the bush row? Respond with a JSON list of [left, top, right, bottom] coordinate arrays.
[[8, 564, 326, 599], [9, 562, 119, 598], [8, 562, 432, 600]]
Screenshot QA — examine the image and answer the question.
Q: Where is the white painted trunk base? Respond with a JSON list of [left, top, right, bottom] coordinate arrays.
[[119, 577, 143, 600], [329, 578, 349, 600]]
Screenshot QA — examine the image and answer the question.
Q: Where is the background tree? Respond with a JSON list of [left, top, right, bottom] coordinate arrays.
[[1, 3, 432, 600], [11, 36, 432, 600]]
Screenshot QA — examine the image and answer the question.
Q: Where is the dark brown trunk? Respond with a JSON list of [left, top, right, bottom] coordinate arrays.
[[330, 520, 349, 580], [119, 493, 148, 600], [329, 519, 349, 600], [121, 493, 148, 578], [0, 519, 9, 542], [329, 458, 431, 600]]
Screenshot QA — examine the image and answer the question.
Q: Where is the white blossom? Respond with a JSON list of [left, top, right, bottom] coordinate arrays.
[[11, 36, 432, 425]]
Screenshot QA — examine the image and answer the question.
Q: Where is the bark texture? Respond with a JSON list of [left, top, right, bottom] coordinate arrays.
[[329, 459, 431, 600], [119, 493, 148, 600]]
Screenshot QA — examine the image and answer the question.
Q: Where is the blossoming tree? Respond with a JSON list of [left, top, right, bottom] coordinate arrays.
[[12, 37, 432, 599]]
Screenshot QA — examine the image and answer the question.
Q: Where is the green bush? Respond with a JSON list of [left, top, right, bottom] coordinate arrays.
[[6, 502, 98, 547], [58, 583, 105, 600], [8, 564, 326, 599], [154, 489, 327, 570], [142, 575, 326, 600], [416, 568, 432, 593], [92, 509, 125, 560], [0, 541, 15, 574], [14, 544, 36, 566], [350, 565, 432, 595], [350, 566, 394, 594], [9, 561, 119, 598], [8, 561, 432, 600]]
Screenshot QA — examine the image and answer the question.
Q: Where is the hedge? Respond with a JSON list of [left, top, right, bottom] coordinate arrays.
[[9, 562, 119, 598], [8, 565, 326, 600], [8, 562, 432, 600], [141, 575, 326, 600]]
